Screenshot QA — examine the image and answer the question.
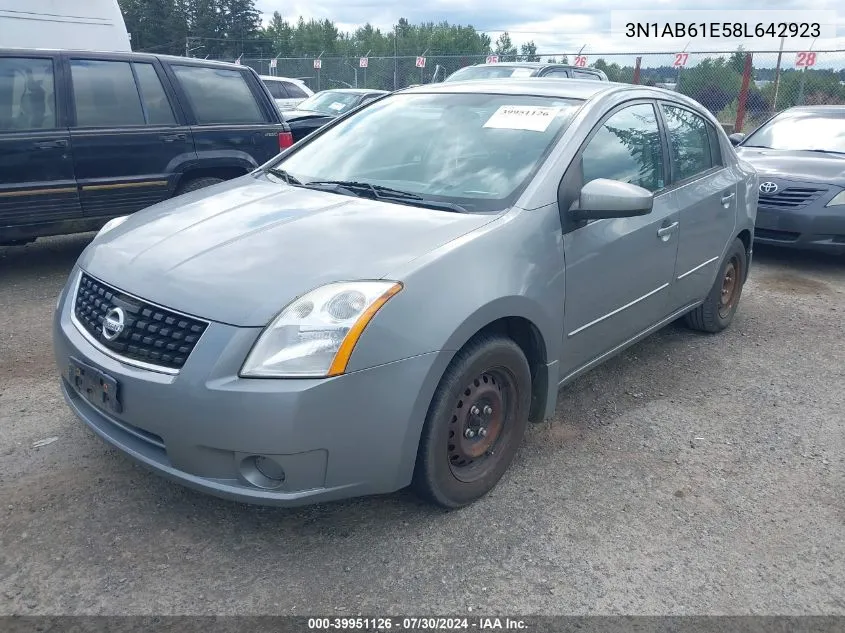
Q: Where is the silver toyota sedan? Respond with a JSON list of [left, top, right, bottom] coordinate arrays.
[[53, 79, 758, 508]]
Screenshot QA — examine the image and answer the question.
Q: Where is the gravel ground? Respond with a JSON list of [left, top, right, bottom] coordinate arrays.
[[1, 234, 843, 616]]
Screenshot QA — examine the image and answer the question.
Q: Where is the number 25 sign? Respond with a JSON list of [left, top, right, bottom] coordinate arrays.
[[673, 52, 689, 68], [573, 55, 587, 67], [795, 52, 817, 67]]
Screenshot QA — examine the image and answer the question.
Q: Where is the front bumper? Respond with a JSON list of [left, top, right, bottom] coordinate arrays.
[[755, 202, 845, 255], [54, 270, 449, 507]]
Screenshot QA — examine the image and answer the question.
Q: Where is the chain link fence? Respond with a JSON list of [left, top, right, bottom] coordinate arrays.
[[229, 50, 845, 133]]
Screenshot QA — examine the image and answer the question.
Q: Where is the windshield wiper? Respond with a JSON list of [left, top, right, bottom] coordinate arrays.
[[265, 167, 302, 185], [304, 180, 466, 212]]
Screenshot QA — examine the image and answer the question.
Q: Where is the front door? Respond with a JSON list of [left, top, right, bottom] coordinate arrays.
[[67, 56, 195, 218], [658, 102, 739, 309], [0, 54, 80, 238], [559, 101, 679, 379]]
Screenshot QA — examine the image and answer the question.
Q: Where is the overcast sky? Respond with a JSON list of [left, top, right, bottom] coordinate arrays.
[[255, 0, 845, 59]]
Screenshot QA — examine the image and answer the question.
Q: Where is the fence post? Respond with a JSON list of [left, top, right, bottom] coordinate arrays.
[[632, 56, 641, 84], [734, 52, 753, 133]]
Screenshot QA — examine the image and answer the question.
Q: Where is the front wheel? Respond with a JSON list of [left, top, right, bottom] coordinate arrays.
[[685, 237, 747, 333], [412, 334, 532, 509]]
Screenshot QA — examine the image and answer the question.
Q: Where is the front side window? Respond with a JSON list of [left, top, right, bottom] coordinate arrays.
[[272, 92, 583, 211], [172, 65, 264, 124], [0, 57, 56, 130], [581, 103, 665, 192], [282, 81, 309, 98], [71, 59, 145, 127], [661, 104, 714, 181]]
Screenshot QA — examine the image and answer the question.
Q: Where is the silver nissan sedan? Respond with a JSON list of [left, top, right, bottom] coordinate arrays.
[[53, 79, 758, 508]]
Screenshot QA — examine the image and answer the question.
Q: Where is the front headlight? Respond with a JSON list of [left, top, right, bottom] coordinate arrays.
[[97, 215, 129, 237], [241, 281, 403, 378], [826, 191, 845, 207]]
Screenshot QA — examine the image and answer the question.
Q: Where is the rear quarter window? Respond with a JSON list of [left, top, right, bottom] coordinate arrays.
[[173, 65, 265, 124]]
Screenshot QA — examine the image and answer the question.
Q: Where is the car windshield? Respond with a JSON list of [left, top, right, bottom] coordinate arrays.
[[270, 92, 583, 212], [297, 91, 362, 115], [743, 110, 845, 154], [445, 66, 538, 81]]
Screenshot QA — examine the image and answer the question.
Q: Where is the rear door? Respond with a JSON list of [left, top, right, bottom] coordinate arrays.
[[0, 52, 81, 233], [66, 54, 195, 218], [166, 63, 284, 167], [658, 102, 738, 310]]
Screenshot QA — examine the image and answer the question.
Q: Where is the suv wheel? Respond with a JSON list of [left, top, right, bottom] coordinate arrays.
[[176, 176, 224, 196]]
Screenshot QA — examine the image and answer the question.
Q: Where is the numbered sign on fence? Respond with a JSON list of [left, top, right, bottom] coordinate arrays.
[[415, 56, 426, 68], [313, 59, 322, 70], [574, 55, 587, 67], [359, 57, 368, 68], [795, 51, 817, 67], [673, 52, 689, 68], [269, 58, 277, 70], [486, 55, 499, 64]]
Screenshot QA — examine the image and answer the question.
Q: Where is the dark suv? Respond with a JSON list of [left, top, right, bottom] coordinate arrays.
[[444, 62, 608, 82], [0, 49, 292, 245]]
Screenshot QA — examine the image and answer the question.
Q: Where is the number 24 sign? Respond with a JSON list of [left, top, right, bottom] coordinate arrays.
[[795, 52, 817, 67]]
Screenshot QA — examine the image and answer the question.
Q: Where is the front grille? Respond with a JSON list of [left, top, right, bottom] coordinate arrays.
[[73, 273, 208, 371], [758, 186, 825, 210]]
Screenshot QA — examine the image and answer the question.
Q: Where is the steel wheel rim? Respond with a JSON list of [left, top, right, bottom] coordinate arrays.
[[719, 257, 740, 319], [447, 367, 515, 483]]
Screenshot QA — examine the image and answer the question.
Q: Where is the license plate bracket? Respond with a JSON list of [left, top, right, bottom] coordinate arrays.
[[68, 357, 122, 414]]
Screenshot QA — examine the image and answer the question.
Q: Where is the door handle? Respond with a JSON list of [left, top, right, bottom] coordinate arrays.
[[721, 192, 736, 205], [657, 221, 679, 240], [160, 133, 186, 143], [33, 139, 68, 149]]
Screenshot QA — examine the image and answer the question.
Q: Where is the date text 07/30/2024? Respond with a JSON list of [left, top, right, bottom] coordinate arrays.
[[307, 617, 529, 631]]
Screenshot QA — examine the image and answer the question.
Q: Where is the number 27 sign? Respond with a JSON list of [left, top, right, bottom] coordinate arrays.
[[673, 52, 689, 67]]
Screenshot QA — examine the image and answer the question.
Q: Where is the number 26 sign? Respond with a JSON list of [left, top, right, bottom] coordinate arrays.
[[573, 55, 587, 67]]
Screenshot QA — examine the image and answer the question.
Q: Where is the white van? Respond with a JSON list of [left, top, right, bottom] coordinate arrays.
[[0, 0, 131, 52]]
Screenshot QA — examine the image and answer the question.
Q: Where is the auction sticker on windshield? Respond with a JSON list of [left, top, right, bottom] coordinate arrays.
[[329, 102, 346, 111], [483, 105, 561, 132]]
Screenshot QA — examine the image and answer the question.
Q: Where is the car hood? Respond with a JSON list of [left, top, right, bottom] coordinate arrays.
[[78, 175, 497, 326], [736, 148, 845, 186]]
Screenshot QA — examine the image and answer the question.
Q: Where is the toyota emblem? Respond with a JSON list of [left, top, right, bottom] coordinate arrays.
[[759, 181, 778, 195], [102, 307, 125, 341]]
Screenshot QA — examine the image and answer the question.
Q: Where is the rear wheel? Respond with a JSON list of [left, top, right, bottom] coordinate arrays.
[[176, 176, 224, 196], [685, 237, 747, 333], [413, 334, 531, 509]]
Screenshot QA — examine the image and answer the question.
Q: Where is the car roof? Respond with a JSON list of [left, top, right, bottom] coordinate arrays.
[[401, 78, 618, 100], [259, 75, 307, 82], [0, 47, 251, 70], [783, 105, 845, 115], [313, 88, 389, 94], [465, 62, 591, 71]]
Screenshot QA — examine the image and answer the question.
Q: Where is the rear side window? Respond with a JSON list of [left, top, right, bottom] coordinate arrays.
[[544, 69, 571, 78], [71, 59, 145, 127], [574, 70, 601, 80], [134, 63, 176, 125], [0, 57, 57, 130], [282, 81, 308, 98], [707, 123, 724, 166], [263, 80, 287, 99], [661, 104, 715, 181], [173, 65, 265, 124]]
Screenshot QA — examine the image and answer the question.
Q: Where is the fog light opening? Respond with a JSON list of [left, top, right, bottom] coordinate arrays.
[[240, 455, 286, 490]]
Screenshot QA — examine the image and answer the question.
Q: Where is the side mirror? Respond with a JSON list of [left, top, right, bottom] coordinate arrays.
[[570, 178, 653, 221], [729, 132, 746, 146]]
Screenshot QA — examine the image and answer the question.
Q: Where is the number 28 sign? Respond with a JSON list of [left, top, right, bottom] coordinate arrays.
[[795, 52, 817, 67]]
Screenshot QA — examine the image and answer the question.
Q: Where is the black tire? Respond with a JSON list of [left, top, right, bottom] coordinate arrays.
[[412, 334, 532, 509], [176, 176, 224, 196], [685, 237, 747, 333]]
